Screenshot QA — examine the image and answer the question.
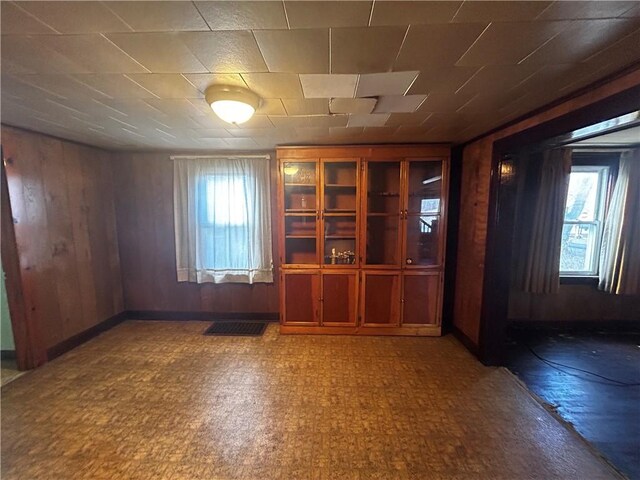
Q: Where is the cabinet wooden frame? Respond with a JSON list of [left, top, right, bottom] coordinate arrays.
[[277, 145, 450, 337]]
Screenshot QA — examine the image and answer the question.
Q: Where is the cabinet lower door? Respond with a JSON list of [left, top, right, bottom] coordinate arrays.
[[321, 272, 358, 326], [401, 272, 440, 326], [361, 272, 401, 327], [282, 271, 320, 325]]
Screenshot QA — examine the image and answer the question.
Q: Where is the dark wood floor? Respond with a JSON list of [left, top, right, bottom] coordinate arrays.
[[506, 327, 640, 480]]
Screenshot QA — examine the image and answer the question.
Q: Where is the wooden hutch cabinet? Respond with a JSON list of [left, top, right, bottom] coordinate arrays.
[[277, 145, 449, 336]]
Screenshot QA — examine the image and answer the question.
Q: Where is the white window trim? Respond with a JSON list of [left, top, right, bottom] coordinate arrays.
[[560, 165, 610, 277]]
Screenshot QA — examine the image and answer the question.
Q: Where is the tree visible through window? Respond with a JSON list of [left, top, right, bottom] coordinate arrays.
[[559, 165, 609, 276]]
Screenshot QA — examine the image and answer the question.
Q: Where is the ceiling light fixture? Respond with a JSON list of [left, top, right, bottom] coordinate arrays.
[[205, 84, 261, 125]]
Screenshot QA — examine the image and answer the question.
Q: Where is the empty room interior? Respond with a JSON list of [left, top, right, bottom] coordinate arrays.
[[1, 1, 639, 479]]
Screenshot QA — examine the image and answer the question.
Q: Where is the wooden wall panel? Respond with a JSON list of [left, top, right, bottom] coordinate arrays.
[[1, 126, 123, 351], [453, 67, 640, 348], [112, 152, 280, 314]]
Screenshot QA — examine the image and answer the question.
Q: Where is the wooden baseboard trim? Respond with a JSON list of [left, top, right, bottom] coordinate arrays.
[[125, 310, 279, 322], [279, 325, 442, 336], [1, 350, 16, 360], [452, 326, 480, 356], [46, 312, 127, 361]]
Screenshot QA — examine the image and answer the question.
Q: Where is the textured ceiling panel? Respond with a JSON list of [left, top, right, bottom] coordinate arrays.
[[1, 0, 639, 151]]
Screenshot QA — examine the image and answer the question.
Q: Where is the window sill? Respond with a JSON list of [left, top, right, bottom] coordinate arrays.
[[559, 276, 599, 286]]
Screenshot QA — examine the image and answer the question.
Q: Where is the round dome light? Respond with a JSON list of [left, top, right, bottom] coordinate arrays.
[[205, 84, 261, 125]]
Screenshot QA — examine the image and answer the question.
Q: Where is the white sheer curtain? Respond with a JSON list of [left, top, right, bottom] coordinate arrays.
[[599, 148, 640, 294], [173, 155, 273, 284]]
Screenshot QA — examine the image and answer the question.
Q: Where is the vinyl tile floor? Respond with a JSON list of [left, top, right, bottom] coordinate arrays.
[[1, 321, 624, 480]]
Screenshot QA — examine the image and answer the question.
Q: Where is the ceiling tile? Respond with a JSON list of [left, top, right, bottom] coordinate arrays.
[[520, 19, 640, 65], [179, 31, 268, 73], [195, 1, 287, 30], [419, 91, 478, 114], [283, 99, 330, 115], [105, 1, 209, 32], [329, 98, 377, 114], [106, 32, 207, 73], [0, 2, 58, 34], [183, 74, 247, 93], [453, 1, 552, 23], [455, 65, 543, 97], [536, 1, 638, 20], [456, 21, 568, 66], [583, 27, 640, 70], [284, 1, 372, 28], [126, 74, 202, 99], [13, 74, 108, 101], [407, 67, 480, 94], [228, 128, 276, 138], [45, 34, 151, 73], [374, 95, 427, 113], [233, 115, 275, 129], [16, 1, 131, 33], [370, 1, 461, 26], [356, 71, 419, 97], [0, 36, 87, 74], [224, 138, 258, 148], [242, 73, 304, 99], [144, 98, 205, 118], [347, 114, 390, 127], [331, 26, 407, 74], [300, 74, 358, 98], [394, 23, 488, 70], [269, 115, 347, 128], [256, 98, 287, 116], [71, 74, 158, 99], [620, 3, 640, 17], [385, 112, 433, 127], [254, 29, 329, 74]]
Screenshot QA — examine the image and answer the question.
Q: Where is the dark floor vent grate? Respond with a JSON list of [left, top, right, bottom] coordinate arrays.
[[203, 321, 267, 336]]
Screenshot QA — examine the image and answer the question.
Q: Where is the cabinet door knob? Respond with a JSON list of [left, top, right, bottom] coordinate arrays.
[[406, 258, 413, 265]]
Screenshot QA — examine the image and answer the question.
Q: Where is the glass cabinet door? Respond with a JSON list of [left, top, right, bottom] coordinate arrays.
[[364, 161, 402, 266], [322, 160, 358, 266], [404, 160, 443, 267], [283, 161, 318, 265]]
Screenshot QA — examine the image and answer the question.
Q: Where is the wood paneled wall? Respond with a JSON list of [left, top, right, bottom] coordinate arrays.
[[1, 126, 123, 352], [509, 286, 640, 322], [112, 152, 280, 314], [453, 67, 640, 348]]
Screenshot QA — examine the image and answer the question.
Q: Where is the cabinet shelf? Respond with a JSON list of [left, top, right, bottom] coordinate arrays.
[[285, 183, 316, 188], [325, 235, 356, 239], [325, 184, 356, 188], [286, 235, 316, 239]]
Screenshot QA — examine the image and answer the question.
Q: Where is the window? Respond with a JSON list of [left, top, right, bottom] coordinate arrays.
[[559, 165, 609, 276], [173, 156, 273, 284], [199, 174, 249, 270], [420, 198, 440, 233]]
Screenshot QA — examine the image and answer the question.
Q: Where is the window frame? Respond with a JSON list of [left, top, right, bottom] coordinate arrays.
[[559, 152, 619, 279]]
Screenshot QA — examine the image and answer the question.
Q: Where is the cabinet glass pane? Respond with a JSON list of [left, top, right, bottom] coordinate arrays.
[[407, 161, 442, 214], [324, 215, 356, 265], [405, 214, 440, 266], [284, 273, 319, 324], [285, 215, 317, 264], [363, 274, 400, 326], [367, 162, 401, 214], [322, 274, 357, 325], [366, 215, 400, 265], [324, 162, 357, 213], [402, 275, 439, 325], [284, 162, 316, 212]]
